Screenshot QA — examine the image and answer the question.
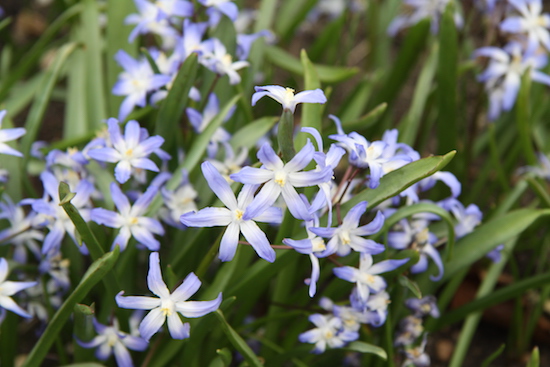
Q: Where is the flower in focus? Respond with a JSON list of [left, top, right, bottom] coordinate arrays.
[[251, 85, 327, 113], [116, 252, 222, 341], [91, 183, 165, 251], [181, 161, 282, 262], [87, 118, 165, 184]]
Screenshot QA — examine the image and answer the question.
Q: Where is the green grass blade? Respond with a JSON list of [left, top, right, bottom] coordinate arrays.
[[264, 46, 359, 84], [527, 346, 540, 367], [230, 116, 277, 151], [215, 310, 263, 367], [342, 150, 456, 211], [480, 344, 505, 367], [20, 43, 80, 167], [295, 49, 322, 150], [436, 2, 458, 155], [0, 4, 82, 102], [516, 70, 537, 165], [22, 248, 120, 367], [154, 54, 199, 157], [346, 341, 387, 360]]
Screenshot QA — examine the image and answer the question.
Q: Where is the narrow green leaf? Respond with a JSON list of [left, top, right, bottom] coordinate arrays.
[[216, 348, 232, 366], [295, 49, 322, 150], [436, 2, 458, 154], [264, 46, 359, 83], [278, 110, 296, 162], [399, 42, 438, 146], [106, 0, 137, 116], [73, 304, 95, 362], [516, 69, 537, 165], [20, 43, 80, 166], [274, 0, 317, 41], [398, 275, 422, 299], [342, 151, 456, 211], [215, 310, 264, 367], [346, 341, 387, 360], [23, 248, 120, 367], [82, 0, 107, 130], [437, 209, 550, 283], [0, 4, 82, 102], [527, 346, 540, 367], [341, 103, 388, 133], [230, 116, 277, 151], [155, 54, 199, 156], [0, 17, 11, 33], [480, 344, 505, 367], [370, 19, 430, 110]]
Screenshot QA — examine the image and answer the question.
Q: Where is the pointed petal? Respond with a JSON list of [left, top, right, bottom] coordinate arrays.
[[139, 308, 166, 341], [202, 161, 237, 209], [116, 292, 161, 310], [171, 272, 201, 302], [147, 252, 170, 298], [240, 220, 276, 262], [175, 293, 222, 317], [218, 222, 240, 262], [167, 313, 189, 339]]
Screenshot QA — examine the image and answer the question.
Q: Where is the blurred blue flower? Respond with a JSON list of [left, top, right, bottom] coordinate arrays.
[[0, 257, 36, 321], [0, 110, 26, 158]]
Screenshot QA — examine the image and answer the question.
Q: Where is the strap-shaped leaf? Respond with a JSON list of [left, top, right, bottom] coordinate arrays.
[[215, 310, 263, 367], [23, 248, 120, 367]]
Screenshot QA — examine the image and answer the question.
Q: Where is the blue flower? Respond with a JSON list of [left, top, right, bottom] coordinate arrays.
[[251, 85, 327, 113], [87, 118, 165, 184], [310, 201, 385, 257], [116, 252, 222, 341], [333, 253, 408, 307], [91, 183, 164, 251], [181, 161, 282, 262], [299, 314, 357, 354], [76, 317, 148, 367], [0, 257, 37, 320], [112, 51, 172, 121], [200, 39, 249, 84], [387, 0, 463, 36], [230, 141, 333, 221], [500, 0, 550, 53], [0, 110, 26, 157]]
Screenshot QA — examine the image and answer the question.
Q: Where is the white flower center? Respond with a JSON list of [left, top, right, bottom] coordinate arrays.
[[274, 170, 287, 187], [160, 298, 175, 316]]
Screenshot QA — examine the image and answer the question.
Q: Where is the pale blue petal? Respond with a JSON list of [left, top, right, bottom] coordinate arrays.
[[285, 141, 314, 173], [370, 258, 409, 275], [293, 89, 327, 105], [424, 244, 444, 281], [257, 143, 283, 170], [240, 220, 276, 262], [147, 252, 170, 298], [355, 211, 384, 236], [180, 207, 232, 227], [113, 342, 134, 367], [218, 222, 240, 262], [230, 166, 273, 184], [171, 272, 201, 302], [282, 184, 312, 220], [116, 292, 160, 310], [87, 147, 121, 163], [167, 313, 189, 339], [333, 266, 358, 282], [139, 308, 166, 341], [242, 181, 281, 220], [202, 161, 237, 209], [343, 201, 367, 228], [91, 208, 123, 228], [115, 161, 132, 184]]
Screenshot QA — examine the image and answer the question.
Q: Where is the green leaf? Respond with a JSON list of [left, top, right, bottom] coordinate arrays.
[[264, 46, 359, 83], [274, 0, 317, 41], [480, 344, 505, 367], [437, 208, 550, 284], [527, 346, 540, 367], [82, 0, 107, 130], [0, 4, 82, 102], [230, 116, 277, 151], [436, 2, 458, 154], [23, 248, 120, 367], [342, 103, 388, 132], [516, 68, 537, 165], [154, 53, 199, 156], [346, 341, 387, 360], [278, 110, 296, 162], [216, 348, 232, 366], [370, 19, 430, 110], [215, 310, 264, 367], [295, 49, 322, 150], [342, 151, 456, 212], [73, 304, 95, 362], [20, 43, 80, 166], [398, 275, 422, 299]]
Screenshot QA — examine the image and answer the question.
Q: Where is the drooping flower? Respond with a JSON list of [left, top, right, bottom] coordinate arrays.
[[181, 161, 282, 262], [251, 85, 327, 113], [116, 252, 222, 341]]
